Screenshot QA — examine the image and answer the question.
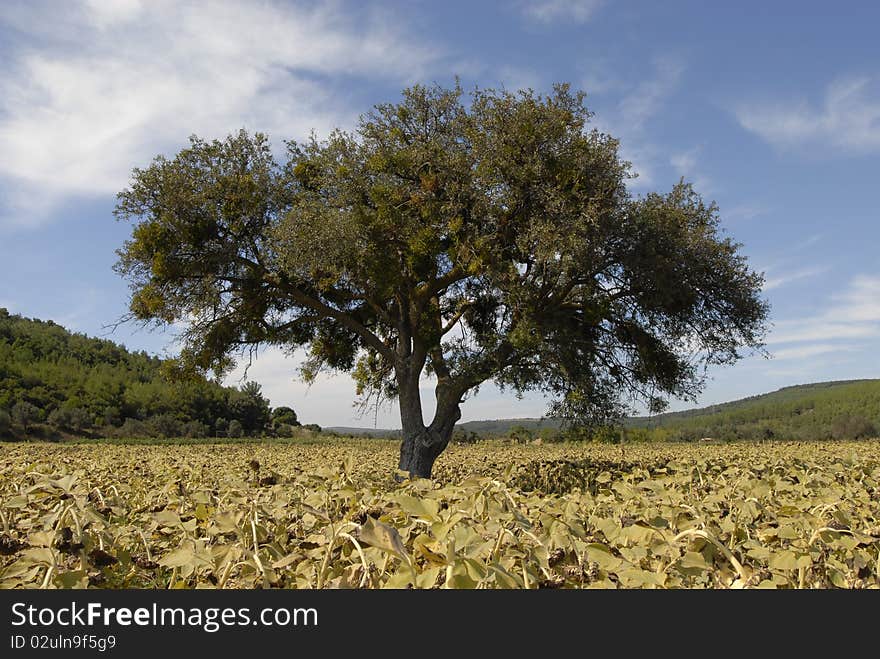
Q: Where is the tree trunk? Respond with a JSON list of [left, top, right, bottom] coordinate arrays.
[[396, 369, 461, 479]]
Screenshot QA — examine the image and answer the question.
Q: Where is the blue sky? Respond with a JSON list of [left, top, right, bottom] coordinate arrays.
[[1, 0, 878, 428]]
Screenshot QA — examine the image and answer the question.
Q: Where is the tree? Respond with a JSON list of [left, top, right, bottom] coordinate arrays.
[[230, 381, 271, 434], [0, 409, 10, 436], [114, 83, 769, 478], [12, 401, 41, 434], [272, 406, 299, 427]]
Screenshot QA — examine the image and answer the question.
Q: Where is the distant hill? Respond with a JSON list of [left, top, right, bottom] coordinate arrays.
[[0, 309, 273, 439], [5, 307, 873, 444], [624, 379, 880, 441], [456, 417, 564, 435], [326, 418, 564, 438], [325, 426, 402, 438], [332, 379, 880, 442]]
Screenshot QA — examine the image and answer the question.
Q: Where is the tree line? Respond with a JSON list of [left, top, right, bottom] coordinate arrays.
[[0, 309, 310, 440], [449, 380, 879, 444]]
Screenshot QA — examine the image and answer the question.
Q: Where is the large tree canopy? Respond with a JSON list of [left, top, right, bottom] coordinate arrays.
[[114, 83, 769, 477]]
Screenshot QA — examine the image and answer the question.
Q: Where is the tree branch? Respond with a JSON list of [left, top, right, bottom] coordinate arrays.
[[275, 279, 393, 359]]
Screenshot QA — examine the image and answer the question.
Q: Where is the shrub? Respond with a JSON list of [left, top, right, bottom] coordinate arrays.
[[103, 406, 122, 427], [183, 420, 209, 438], [12, 401, 41, 433], [48, 407, 93, 432], [47, 407, 73, 430], [452, 431, 479, 445], [0, 409, 10, 435], [273, 423, 295, 438], [214, 418, 229, 435], [149, 414, 182, 438], [116, 417, 153, 438], [227, 420, 244, 438], [272, 406, 299, 427], [832, 415, 877, 440]]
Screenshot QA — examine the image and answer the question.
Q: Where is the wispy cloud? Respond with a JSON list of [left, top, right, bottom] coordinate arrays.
[[670, 144, 713, 195], [763, 266, 829, 292], [0, 0, 444, 229], [722, 203, 769, 223], [769, 274, 880, 346], [756, 233, 824, 274], [519, 0, 604, 24], [618, 58, 683, 131], [592, 57, 684, 188], [735, 76, 880, 154], [771, 343, 859, 361]]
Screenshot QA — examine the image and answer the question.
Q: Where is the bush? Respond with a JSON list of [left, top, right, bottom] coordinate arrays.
[[149, 413, 182, 438], [47, 408, 72, 430], [273, 423, 296, 438], [183, 420, 209, 438], [508, 425, 532, 443], [0, 409, 10, 435], [214, 418, 229, 435], [12, 401, 41, 433], [452, 430, 479, 444], [115, 417, 153, 438], [227, 420, 244, 438], [832, 415, 877, 440], [302, 423, 322, 433], [47, 407, 93, 432], [272, 406, 299, 427], [103, 406, 122, 427]]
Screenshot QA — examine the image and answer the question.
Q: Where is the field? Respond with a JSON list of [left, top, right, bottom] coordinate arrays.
[[1, 439, 878, 589]]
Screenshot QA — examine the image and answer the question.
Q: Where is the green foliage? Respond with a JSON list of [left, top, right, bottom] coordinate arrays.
[[47, 407, 93, 432], [272, 406, 299, 427], [629, 379, 880, 442], [832, 414, 877, 441], [112, 83, 768, 475], [0, 309, 279, 439], [230, 382, 271, 434], [0, 409, 10, 436], [12, 402, 41, 432]]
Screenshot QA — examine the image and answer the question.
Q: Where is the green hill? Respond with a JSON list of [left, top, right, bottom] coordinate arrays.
[[0, 309, 272, 439], [625, 379, 880, 441], [339, 380, 880, 442], [3, 307, 875, 443]]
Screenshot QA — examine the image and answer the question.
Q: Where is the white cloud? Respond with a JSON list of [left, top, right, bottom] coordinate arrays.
[[670, 144, 714, 195], [830, 274, 880, 322], [0, 0, 444, 228], [771, 343, 858, 361], [519, 0, 604, 23], [768, 274, 880, 346], [722, 204, 768, 222], [600, 58, 683, 188], [735, 77, 880, 153], [669, 148, 698, 175], [763, 266, 829, 292], [770, 321, 877, 345], [578, 58, 684, 188], [618, 58, 683, 132], [496, 66, 544, 93]]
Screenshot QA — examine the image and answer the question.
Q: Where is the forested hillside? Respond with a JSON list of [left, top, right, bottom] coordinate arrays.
[[627, 380, 879, 442], [452, 381, 879, 442], [0, 309, 277, 439]]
